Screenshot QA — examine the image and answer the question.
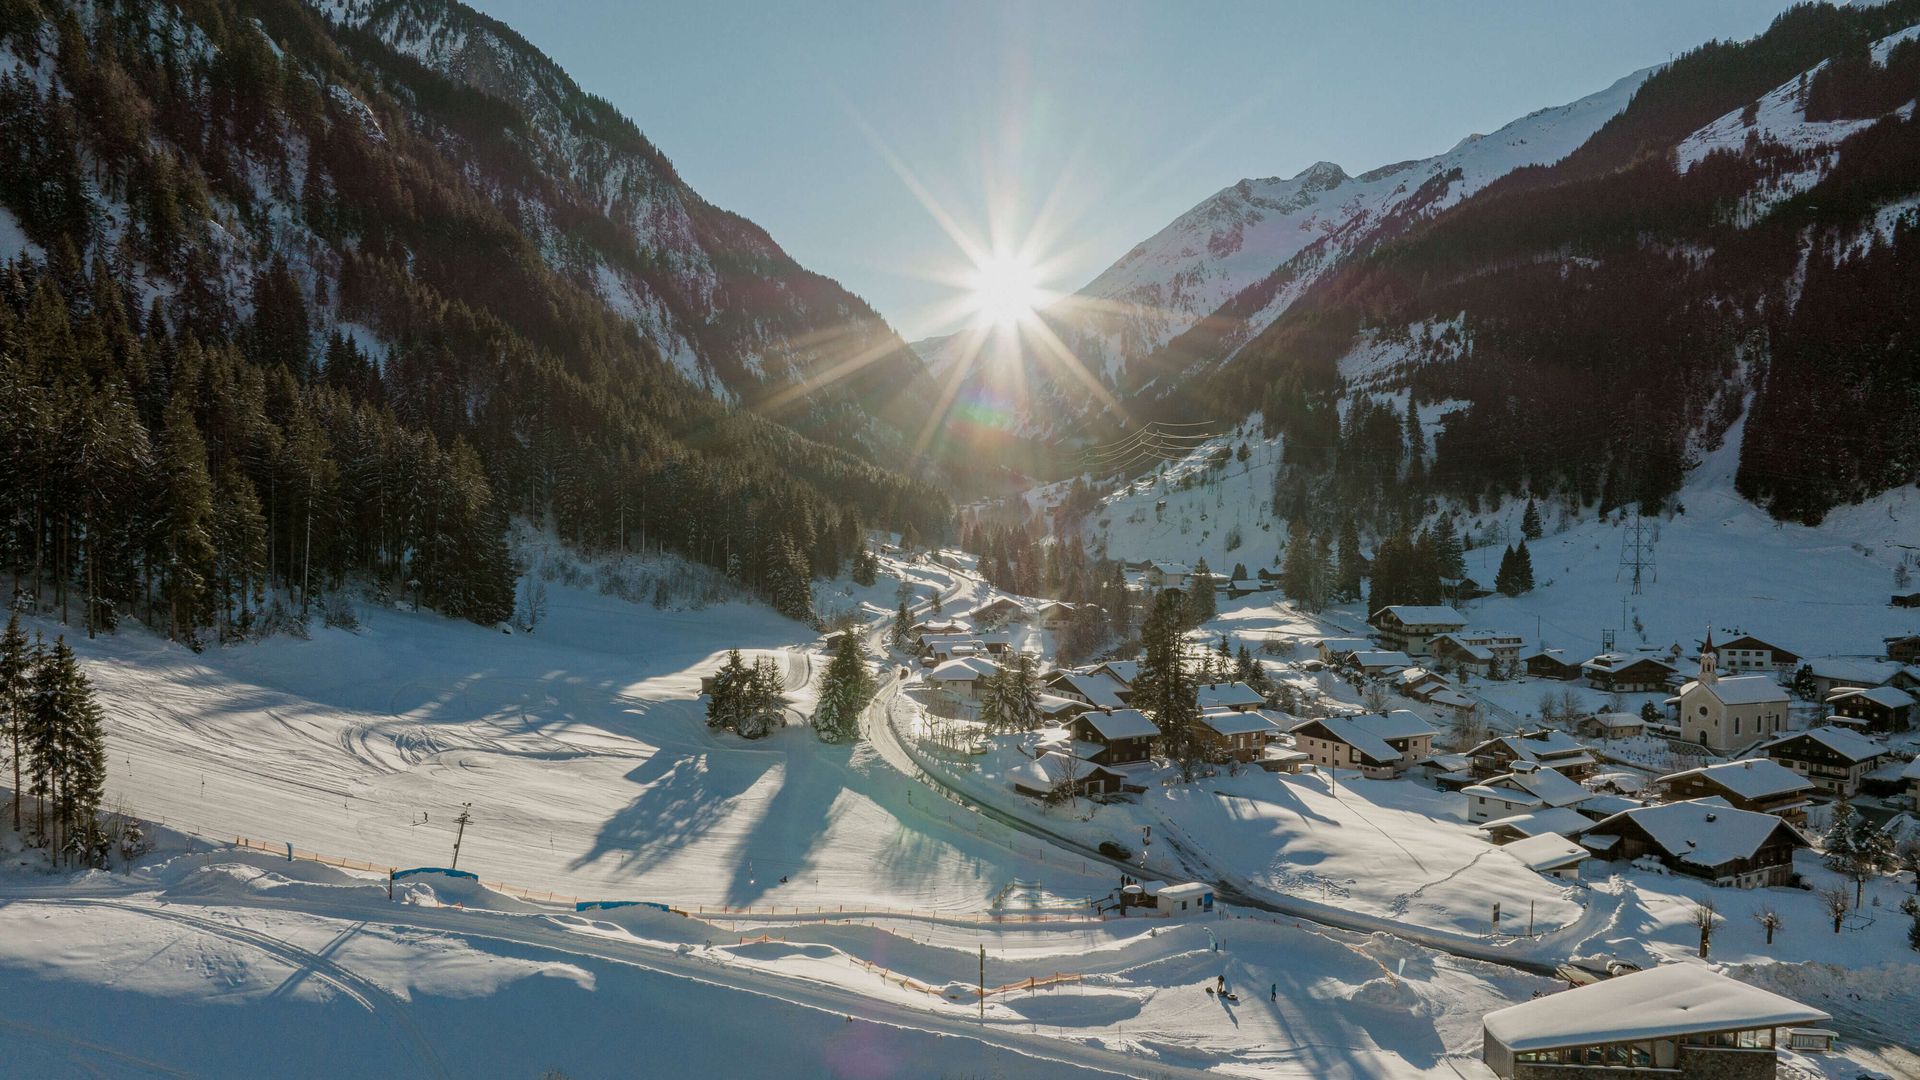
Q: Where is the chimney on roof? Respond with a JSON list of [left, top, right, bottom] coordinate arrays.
[[1705, 813, 1717, 823]]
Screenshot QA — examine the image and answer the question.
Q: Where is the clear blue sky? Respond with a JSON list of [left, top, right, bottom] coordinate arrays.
[[469, 0, 1796, 341]]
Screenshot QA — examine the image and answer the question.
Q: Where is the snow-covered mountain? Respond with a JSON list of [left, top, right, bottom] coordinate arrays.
[[918, 67, 1653, 438], [312, 0, 935, 437]]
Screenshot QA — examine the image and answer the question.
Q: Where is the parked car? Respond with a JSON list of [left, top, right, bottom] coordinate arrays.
[[1097, 840, 1132, 861]]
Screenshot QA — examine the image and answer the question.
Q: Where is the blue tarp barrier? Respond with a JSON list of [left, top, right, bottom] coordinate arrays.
[[393, 867, 478, 881], [574, 900, 672, 913]]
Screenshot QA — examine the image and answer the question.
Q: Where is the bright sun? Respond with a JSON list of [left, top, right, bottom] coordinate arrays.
[[964, 253, 1045, 330]]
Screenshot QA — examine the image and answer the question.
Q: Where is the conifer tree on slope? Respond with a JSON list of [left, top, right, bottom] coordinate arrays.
[[0, 613, 28, 830], [889, 600, 913, 650], [1521, 499, 1544, 541], [1186, 558, 1217, 628], [707, 648, 751, 732], [26, 636, 107, 865], [813, 633, 873, 743], [976, 663, 1010, 733], [737, 657, 787, 739], [157, 394, 217, 647], [1136, 591, 1200, 781], [1003, 654, 1041, 732]]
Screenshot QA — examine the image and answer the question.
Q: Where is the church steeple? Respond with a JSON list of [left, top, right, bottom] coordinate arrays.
[[1699, 627, 1718, 684]]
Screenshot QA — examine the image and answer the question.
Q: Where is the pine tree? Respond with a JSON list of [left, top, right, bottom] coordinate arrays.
[[210, 467, 267, 634], [0, 613, 29, 830], [738, 657, 787, 739], [813, 632, 873, 743], [889, 600, 913, 650], [767, 534, 815, 625], [26, 636, 106, 865], [157, 394, 217, 646], [1135, 591, 1200, 780], [1185, 558, 1217, 628], [1514, 541, 1535, 592], [707, 648, 751, 732], [1003, 654, 1041, 732], [1521, 499, 1544, 540], [1335, 519, 1364, 601]]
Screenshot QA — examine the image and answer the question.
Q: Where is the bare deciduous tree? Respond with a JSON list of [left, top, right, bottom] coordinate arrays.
[[1753, 905, 1784, 947], [1691, 897, 1723, 958], [1820, 885, 1852, 934]]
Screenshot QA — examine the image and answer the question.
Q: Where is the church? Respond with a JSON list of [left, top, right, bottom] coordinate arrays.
[[1671, 631, 1791, 754]]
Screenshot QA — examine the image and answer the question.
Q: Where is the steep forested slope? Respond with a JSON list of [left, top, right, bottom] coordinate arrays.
[[0, 0, 949, 644], [1190, 0, 1920, 528]]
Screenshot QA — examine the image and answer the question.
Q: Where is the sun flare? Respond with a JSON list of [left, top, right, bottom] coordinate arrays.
[[963, 252, 1045, 331]]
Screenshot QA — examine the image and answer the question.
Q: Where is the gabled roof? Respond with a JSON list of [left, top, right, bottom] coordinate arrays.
[[1369, 605, 1466, 626], [1586, 798, 1807, 869], [928, 656, 999, 682], [1483, 964, 1829, 1053], [1679, 673, 1788, 706], [1147, 561, 1190, 576], [1010, 751, 1125, 793], [1761, 724, 1886, 765], [1520, 646, 1573, 663], [1074, 709, 1161, 741], [1588, 711, 1644, 729], [1659, 758, 1814, 802], [1469, 730, 1591, 763], [1196, 682, 1265, 710], [1482, 767, 1591, 807], [1903, 757, 1920, 780], [1478, 807, 1592, 840], [1500, 832, 1589, 873], [1583, 652, 1676, 674], [1827, 685, 1917, 709], [1199, 709, 1281, 738], [1805, 657, 1900, 685], [1350, 650, 1413, 669], [1034, 693, 1091, 716], [1093, 660, 1141, 686], [1047, 672, 1126, 709], [1717, 634, 1800, 661], [1293, 711, 1436, 765]]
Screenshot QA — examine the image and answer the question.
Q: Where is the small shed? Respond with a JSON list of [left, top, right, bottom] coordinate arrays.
[[1153, 882, 1214, 916]]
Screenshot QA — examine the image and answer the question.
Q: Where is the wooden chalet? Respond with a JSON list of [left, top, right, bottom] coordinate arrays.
[[1826, 685, 1915, 732], [1757, 725, 1888, 798], [1884, 634, 1920, 664], [1579, 799, 1807, 888], [1289, 711, 1436, 779], [1366, 605, 1466, 657], [1195, 709, 1282, 763], [1656, 759, 1814, 824], [1068, 708, 1160, 766], [1581, 653, 1677, 693], [1708, 634, 1800, 676], [1466, 730, 1598, 781], [1520, 647, 1583, 681]]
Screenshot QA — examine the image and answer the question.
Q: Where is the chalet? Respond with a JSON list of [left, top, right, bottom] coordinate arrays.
[[1367, 605, 1466, 657], [1466, 730, 1598, 780], [925, 656, 1000, 702], [1196, 709, 1282, 763], [960, 598, 1026, 628], [1091, 660, 1141, 688], [1143, 561, 1190, 589], [1217, 578, 1264, 599], [1499, 832, 1588, 882], [1398, 668, 1477, 716], [1905, 756, 1920, 805], [1893, 591, 1920, 608], [1429, 630, 1525, 676], [1045, 670, 1128, 710], [1521, 647, 1583, 682], [1802, 656, 1901, 700], [1481, 963, 1829, 1080], [1569, 794, 1644, 822], [1314, 637, 1373, 665], [1706, 634, 1800, 676], [1581, 653, 1676, 694], [1033, 694, 1093, 724], [1032, 602, 1078, 631], [1068, 708, 1160, 766], [1670, 637, 1788, 754], [910, 619, 971, 637], [1758, 724, 1887, 798], [1009, 751, 1127, 800], [1656, 759, 1814, 823], [1885, 634, 1920, 664], [1441, 575, 1494, 603], [917, 631, 1014, 661], [1464, 764, 1595, 823], [1348, 650, 1414, 676], [1289, 711, 1437, 779], [1825, 684, 1915, 732], [1580, 799, 1808, 888], [1195, 681, 1265, 712], [1579, 712, 1645, 740], [1478, 807, 1593, 845]]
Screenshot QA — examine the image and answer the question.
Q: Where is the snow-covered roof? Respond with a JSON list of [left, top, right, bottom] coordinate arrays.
[[1500, 832, 1589, 873], [1048, 672, 1127, 709], [1762, 724, 1886, 764], [1156, 882, 1211, 903], [1659, 759, 1813, 801], [1479, 807, 1591, 840], [1034, 693, 1090, 716], [1428, 690, 1475, 709], [1903, 757, 1920, 780], [1294, 711, 1436, 765], [1806, 657, 1900, 684], [1094, 661, 1141, 686], [1483, 963, 1828, 1052], [928, 656, 999, 682], [1679, 674, 1788, 706], [1471, 730, 1591, 763], [1827, 685, 1917, 709], [1483, 767, 1591, 807], [1147, 561, 1190, 575], [1583, 652, 1676, 674], [1589, 712, 1644, 729], [1075, 709, 1161, 741], [1520, 646, 1571, 663], [1588, 799, 1804, 869], [1463, 785, 1544, 810], [1350, 650, 1413, 669], [1315, 637, 1374, 653], [1372, 605, 1465, 626], [1200, 709, 1281, 738], [1009, 752, 1122, 793], [1196, 682, 1265, 710]]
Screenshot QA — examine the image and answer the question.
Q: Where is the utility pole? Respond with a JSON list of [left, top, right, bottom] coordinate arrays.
[[450, 803, 473, 870], [301, 468, 315, 616], [978, 945, 986, 1021]]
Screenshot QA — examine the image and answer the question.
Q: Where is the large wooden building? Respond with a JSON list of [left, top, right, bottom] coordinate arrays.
[[1579, 799, 1807, 888], [1757, 724, 1888, 798], [1656, 759, 1815, 824], [1289, 711, 1437, 779], [1366, 605, 1466, 657]]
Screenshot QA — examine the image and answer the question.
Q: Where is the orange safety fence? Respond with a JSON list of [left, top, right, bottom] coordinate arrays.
[[847, 954, 1084, 1001]]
